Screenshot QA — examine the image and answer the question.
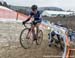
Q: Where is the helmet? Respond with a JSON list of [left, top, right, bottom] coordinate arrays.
[[31, 5, 38, 11]]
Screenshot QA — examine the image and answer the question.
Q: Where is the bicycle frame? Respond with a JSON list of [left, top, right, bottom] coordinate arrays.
[[27, 25, 38, 40], [24, 22, 39, 40]]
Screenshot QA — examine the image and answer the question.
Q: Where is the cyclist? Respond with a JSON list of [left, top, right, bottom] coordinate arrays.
[[48, 23, 68, 47], [22, 5, 42, 39]]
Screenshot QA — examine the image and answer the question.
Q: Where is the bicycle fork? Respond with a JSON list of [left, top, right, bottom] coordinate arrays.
[[26, 29, 32, 39]]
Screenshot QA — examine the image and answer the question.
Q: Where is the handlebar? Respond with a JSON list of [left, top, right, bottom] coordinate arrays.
[[23, 22, 32, 28]]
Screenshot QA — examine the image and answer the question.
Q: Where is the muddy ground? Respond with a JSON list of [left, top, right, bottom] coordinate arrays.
[[0, 22, 63, 58]]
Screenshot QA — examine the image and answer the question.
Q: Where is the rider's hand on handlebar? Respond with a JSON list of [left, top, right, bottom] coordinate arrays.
[[22, 21, 26, 25], [22, 18, 31, 25]]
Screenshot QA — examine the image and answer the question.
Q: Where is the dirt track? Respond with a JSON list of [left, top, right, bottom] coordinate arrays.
[[0, 22, 63, 58]]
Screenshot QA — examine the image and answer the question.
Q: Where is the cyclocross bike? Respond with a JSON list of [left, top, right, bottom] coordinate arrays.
[[20, 22, 43, 49]]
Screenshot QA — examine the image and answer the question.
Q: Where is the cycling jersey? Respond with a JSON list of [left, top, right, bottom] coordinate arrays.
[[30, 11, 41, 20], [30, 11, 42, 25]]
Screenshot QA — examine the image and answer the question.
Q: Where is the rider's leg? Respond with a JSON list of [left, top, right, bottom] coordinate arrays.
[[31, 25, 37, 39], [32, 19, 41, 40], [35, 23, 41, 39], [36, 23, 40, 33]]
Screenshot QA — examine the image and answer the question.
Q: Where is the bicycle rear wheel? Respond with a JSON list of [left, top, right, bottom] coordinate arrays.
[[36, 30, 43, 45], [20, 28, 33, 49]]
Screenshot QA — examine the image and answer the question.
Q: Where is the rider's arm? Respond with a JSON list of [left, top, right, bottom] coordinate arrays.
[[22, 12, 34, 24], [25, 15, 32, 22], [26, 12, 34, 22]]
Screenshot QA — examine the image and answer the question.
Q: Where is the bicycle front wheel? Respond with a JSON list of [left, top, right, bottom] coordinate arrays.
[[20, 28, 33, 49]]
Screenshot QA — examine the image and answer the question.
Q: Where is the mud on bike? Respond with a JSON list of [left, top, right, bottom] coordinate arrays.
[[20, 22, 43, 49]]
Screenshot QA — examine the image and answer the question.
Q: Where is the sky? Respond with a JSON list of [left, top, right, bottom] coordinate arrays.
[[1, 0, 75, 11]]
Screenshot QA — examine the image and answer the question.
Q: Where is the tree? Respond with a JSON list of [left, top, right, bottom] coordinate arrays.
[[3, 1, 8, 7], [0, 1, 2, 5]]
